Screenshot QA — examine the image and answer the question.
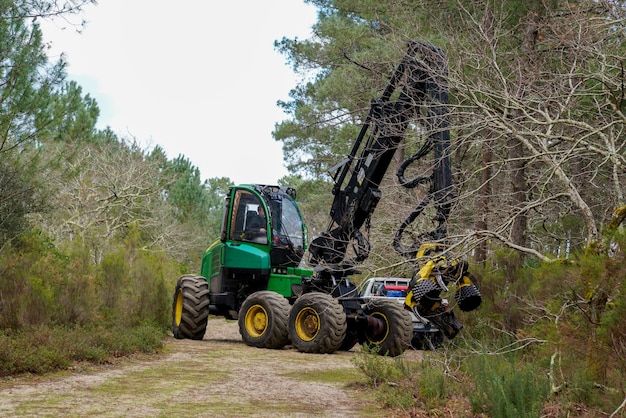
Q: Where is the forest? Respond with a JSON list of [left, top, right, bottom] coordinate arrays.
[[1, 0, 626, 416]]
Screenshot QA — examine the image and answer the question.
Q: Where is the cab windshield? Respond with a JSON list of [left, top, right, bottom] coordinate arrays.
[[273, 195, 303, 247], [268, 192, 305, 266]]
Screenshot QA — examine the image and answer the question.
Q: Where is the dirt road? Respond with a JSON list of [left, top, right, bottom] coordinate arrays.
[[0, 318, 386, 417]]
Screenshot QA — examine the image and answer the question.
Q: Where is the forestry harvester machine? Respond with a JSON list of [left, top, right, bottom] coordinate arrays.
[[172, 41, 482, 357]]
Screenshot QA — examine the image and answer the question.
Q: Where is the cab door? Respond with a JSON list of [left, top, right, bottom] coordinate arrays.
[[223, 188, 270, 274]]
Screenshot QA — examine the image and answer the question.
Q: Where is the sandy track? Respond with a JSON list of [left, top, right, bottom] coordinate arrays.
[[0, 318, 387, 417]]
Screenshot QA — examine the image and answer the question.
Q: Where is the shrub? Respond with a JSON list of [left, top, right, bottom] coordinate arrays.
[[351, 344, 405, 387], [0, 324, 164, 377], [415, 359, 448, 404], [466, 353, 549, 418]]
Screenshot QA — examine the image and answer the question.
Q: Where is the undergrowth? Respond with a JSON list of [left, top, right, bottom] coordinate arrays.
[[0, 229, 176, 377], [350, 234, 626, 417], [465, 353, 549, 417], [0, 324, 165, 377]]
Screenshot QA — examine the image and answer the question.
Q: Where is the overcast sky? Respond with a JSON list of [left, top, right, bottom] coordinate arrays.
[[40, 1, 317, 185]]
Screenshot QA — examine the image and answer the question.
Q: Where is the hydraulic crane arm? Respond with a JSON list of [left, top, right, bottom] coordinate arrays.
[[309, 41, 453, 269]]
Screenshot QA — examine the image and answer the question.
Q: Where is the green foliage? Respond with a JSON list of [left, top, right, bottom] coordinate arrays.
[[0, 3, 103, 246], [595, 233, 626, 387], [163, 155, 213, 225], [375, 381, 418, 411], [466, 353, 549, 418], [461, 244, 626, 414], [50, 242, 99, 325], [0, 229, 170, 376], [276, 4, 626, 413], [0, 327, 71, 375], [0, 324, 163, 377], [0, 226, 175, 328], [274, 0, 418, 178], [415, 359, 448, 404], [98, 248, 127, 318], [351, 344, 405, 386], [94, 227, 177, 329], [351, 346, 459, 413], [469, 248, 534, 335], [0, 6, 225, 368], [0, 2, 66, 152], [123, 237, 174, 329], [89, 323, 165, 357], [0, 230, 64, 328], [39, 80, 100, 142], [351, 345, 423, 411], [0, 156, 46, 243]]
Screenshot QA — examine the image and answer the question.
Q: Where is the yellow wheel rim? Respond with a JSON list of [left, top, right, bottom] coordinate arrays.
[[365, 311, 389, 344], [294, 307, 320, 342], [174, 291, 183, 326], [245, 304, 269, 338]]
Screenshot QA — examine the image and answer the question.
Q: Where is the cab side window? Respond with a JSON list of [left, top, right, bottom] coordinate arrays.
[[229, 190, 268, 244]]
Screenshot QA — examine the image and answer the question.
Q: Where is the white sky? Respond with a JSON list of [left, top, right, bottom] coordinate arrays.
[[40, 1, 317, 185]]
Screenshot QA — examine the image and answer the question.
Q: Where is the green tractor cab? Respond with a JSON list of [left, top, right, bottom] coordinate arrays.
[[172, 185, 313, 341]]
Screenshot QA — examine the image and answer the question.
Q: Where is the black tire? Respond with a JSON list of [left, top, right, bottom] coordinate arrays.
[[359, 299, 412, 357], [172, 274, 210, 340], [455, 284, 482, 312], [412, 278, 438, 301], [288, 292, 346, 354], [238, 291, 291, 349]]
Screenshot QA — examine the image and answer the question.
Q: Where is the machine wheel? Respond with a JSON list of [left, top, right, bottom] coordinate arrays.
[[238, 291, 291, 349], [288, 292, 346, 354], [412, 279, 438, 302], [172, 274, 210, 340], [359, 299, 412, 357]]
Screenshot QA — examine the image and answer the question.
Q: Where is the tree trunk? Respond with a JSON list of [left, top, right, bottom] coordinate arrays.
[[507, 10, 538, 250], [509, 136, 527, 248], [475, 139, 492, 264], [474, 10, 495, 265]]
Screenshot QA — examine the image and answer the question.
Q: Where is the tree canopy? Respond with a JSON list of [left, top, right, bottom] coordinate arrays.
[[274, 0, 626, 265], [0, 0, 233, 265]]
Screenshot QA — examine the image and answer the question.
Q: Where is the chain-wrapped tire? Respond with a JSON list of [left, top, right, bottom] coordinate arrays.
[[455, 282, 482, 312], [238, 291, 291, 349], [412, 278, 438, 301], [172, 274, 210, 340], [288, 292, 346, 354], [360, 299, 412, 357]]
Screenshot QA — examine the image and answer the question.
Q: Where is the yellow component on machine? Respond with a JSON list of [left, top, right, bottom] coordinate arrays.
[[404, 244, 471, 310], [416, 243, 441, 259], [404, 259, 436, 309], [294, 306, 321, 342], [456, 274, 473, 289], [243, 303, 270, 338], [405, 290, 417, 310]]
